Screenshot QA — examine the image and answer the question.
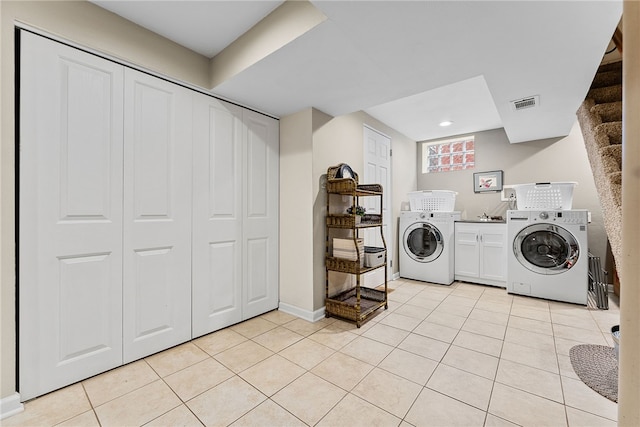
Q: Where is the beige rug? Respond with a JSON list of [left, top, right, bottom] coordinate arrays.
[[570, 344, 618, 402]]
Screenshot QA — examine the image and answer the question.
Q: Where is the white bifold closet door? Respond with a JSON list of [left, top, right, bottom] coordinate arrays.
[[19, 31, 277, 399], [19, 32, 124, 400], [242, 110, 279, 319], [192, 95, 244, 336], [122, 69, 192, 362], [192, 97, 279, 336]]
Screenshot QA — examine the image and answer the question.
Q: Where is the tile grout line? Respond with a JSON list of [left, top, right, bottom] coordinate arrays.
[[9, 280, 620, 427]]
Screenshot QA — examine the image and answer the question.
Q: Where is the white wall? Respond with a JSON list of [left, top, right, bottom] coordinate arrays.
[[279, 109, 315, 315], [416, 123, 607, 263]]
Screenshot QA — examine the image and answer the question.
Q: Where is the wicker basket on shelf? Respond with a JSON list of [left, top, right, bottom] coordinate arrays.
[[357, 184, 383, 193], [326, 214, 382, 228], [327, 164, 359, 193], [325, 288, 387, 321], [326, 257, 362, 274], [326, 214, 358, 227], [361, 214, 382, 224], [326, 178, 358, 194]]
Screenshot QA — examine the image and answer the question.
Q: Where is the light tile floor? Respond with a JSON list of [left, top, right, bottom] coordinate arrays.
[[5, 279, 620, 427]]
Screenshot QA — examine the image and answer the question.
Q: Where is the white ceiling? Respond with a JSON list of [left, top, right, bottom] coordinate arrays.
[[91, 0, 622, 143]]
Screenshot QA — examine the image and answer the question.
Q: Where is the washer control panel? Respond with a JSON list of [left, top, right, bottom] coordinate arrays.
[[507, 210, 588, 224], [531, 210, 588, 224]]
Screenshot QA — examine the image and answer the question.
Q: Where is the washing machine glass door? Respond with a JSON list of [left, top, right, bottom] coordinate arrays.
[[514, 223, 579, 274], [404, 222, 443, 263]]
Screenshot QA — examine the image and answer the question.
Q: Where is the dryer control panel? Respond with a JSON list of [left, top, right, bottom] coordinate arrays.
[[507, 209, 588, 225], [531, 210, 588, 225]]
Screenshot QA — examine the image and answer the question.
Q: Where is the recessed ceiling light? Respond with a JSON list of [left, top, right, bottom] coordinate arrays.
[[439, 121, 453, 127]]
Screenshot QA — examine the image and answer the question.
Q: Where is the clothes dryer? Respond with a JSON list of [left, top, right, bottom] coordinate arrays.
[[507, 209, 588, 304], [399, 211, 460, 285]]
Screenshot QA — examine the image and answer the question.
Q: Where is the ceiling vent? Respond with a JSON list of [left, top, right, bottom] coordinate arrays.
[[511, 95, 539, 111]]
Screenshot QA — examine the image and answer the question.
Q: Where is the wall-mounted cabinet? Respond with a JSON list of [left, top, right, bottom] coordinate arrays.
[[18, 31, 278, 400], [454, 222, 507, 287]]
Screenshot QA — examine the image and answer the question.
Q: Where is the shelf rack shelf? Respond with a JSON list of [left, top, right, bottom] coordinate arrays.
[[325, 168, 387, 327]]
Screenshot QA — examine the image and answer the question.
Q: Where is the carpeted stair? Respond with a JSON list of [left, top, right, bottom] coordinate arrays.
[[576, 60, 623, 283]]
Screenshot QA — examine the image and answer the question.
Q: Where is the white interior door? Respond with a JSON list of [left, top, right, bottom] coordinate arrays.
[[123, 69, 192, 362], [192, 94, 244, 337], [19, 32, 124, 400], [363, 126, 392, 279], [242, 110, 279, 318]]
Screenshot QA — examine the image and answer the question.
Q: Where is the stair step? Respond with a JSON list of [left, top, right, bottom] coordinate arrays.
[[601, 143, 622, 161], [591, 69, 622, 89], [608, 171, 622, 186], [588, 84, 622, 104], [597, 61, 622, 74], [600, 144, 622, 175], [595, 121, 622, 145], [591, 101, 623, 123]]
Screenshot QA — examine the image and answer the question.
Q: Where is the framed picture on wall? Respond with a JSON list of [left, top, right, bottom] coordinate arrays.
[[474, 170, 503, 193]]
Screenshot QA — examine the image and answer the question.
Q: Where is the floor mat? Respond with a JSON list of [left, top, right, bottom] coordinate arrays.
[[569, 344, 618, 403]]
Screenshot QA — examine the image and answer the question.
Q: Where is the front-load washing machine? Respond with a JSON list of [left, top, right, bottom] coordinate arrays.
[[399, 211, 460, 285], [507, 209, 589, 305]]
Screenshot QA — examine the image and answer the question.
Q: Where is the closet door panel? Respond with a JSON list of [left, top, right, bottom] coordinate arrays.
[[242, 111, 279, 318], [19, 32, 124, 400], [123, 69, 192, 362], [192, 95, 243, 337]]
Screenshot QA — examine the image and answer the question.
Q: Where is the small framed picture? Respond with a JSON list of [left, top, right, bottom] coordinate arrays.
[[473, 170, 503, 193]]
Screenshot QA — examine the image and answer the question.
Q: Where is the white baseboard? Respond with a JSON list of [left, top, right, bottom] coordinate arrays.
[[278, 302, 325, 323], [0, 393, 24, 420], [392, 272, 400, 281]]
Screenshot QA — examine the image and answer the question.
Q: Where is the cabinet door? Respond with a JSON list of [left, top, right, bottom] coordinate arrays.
[[479, 226, 507, 282], [454, 224, 480, 277], [242, 110, 279, 318], [123, 69, 192, 362], [19, 32, 124, 400], [192, 94, 244, 337]]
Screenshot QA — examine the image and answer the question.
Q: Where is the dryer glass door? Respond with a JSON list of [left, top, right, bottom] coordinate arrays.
[[514, 224, 579, 275], [404, 223, 443, 263]]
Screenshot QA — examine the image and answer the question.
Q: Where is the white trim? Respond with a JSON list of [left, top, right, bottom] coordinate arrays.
[[278, 303, 325, 323], [363, 123, 391, 140], [392, 272, 401, 281], [0, 393, 24, 420]]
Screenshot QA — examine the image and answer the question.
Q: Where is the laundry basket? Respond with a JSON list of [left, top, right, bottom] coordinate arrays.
[[513, 182, 577, 210], [408, 190, 457, 212]]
